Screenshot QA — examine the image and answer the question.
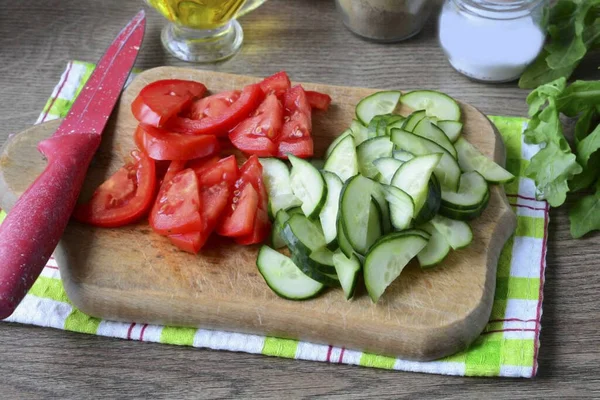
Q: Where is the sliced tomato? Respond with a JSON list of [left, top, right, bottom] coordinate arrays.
[[277, 85, 314, 158], [136, 124, 219, 161], [162, 160, 187, 185], [186, 155, 219, 174], [149, 169, 203, 235], [166, 84, 264, 137], [196, 155, 239, 187], [237, 155, 268, 209], [259, 71, 291, 97], [189, 91, 241, 120], [305, 90, 332, 111], [168, 232, 205, 254], [216, 183, 258, 237], [73, 150, 156, 228], [228, 94, 283, 157], [235, 208, 271, 245], [131, 80, 207, 128]]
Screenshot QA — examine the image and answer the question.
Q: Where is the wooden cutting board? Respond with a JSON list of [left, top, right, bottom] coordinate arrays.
[[0, 67, 516, 361]]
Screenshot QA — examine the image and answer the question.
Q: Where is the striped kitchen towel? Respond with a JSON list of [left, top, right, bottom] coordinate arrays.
[[1, 60, 548, 378]]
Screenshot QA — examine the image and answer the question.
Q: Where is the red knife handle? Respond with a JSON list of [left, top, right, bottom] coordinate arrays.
[[0, 133, 101, 319]]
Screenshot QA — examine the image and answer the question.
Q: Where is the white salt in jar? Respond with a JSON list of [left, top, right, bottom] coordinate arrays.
[[438, 0, 547, 83]]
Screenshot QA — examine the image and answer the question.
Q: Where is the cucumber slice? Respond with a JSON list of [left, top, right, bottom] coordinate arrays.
[[390, 128, 461, 191], [319, 171, 343, 245], [364, 232, 428, 302], [390, 153, 442, 219], [430, 215, 473, 250], [324, 134, 359, 182], [357, 136, 394, 179], [381, 184, 415, 231], [416, 176, 442, 225], [289, 155, 328, 219], [332, 250, 361, 300], [256, 246, 324, 300], [441, 171, 489, 209], [403, 110, 427, 132], [281, 214, 327, 254], [350, 119, 370, 146], [401, 90, 461, 121], [309, 247, 337, 275], [440, 190, 490, 221], [373, 157, 404, 185], [392, 150, 415, 162], [371, 186, 392, 234], [290, 250, 341, 287], [437, 120, 463, 143], [337, 214, 354, 258], [454, 137, 515, 183], [271, 209, 290, 249], [325, 129, 353, 159], [260, 158, 302, 218], [356, 91, 402, 126], [413, 117, 457, 159], [381, 114, 406, 128], [309, 159, 325, 170], [367, 115, 386, 138], [417, 222, 451, 268], [340, 175, 383, 255]]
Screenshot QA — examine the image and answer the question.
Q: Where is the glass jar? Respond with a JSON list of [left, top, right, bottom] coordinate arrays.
[[335, 0, 434, 43], [438, 0, 547, 83]]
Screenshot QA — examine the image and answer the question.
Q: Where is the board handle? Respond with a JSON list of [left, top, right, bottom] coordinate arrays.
[[0, 133, 101, 319]]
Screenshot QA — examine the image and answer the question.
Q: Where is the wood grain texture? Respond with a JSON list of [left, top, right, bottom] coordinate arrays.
[[0, 66, 516, 361], [0, 0, 599, 398]]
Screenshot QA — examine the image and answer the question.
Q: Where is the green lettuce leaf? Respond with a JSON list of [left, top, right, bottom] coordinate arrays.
[[574, 107, 597, 145], [518, 50, 579, 89], [569, 152, 600, 191], [525, 141, 582, 207], [569, 180, 600, 238], [526, 77, 567, 116], [556, 80, 600, 117], [576, 123, 600, 165]]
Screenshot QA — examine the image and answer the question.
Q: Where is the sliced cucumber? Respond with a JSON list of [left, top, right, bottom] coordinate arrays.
[[337, 214, 354, 258], [403, 110, 427, 132], [356, 91, 402, 126], [441, 171, 489, 210], [440, 190, 490, 221], [324, 134, 359, 182], [325, 129, 352, 159], [309, 247, 337, 275], [260, 158, 302, 218], [416, 176, 442, 224], [417, 222, 451, 268], [290, 250, 341, 287], [319, 171, 343, 245], [340, 175, 382, 255], [392, 150, 415, 162], [373, 157, 404, 185], [413, 117, 457, 159], [454, 137, 515, 183], [390, 129, 461, 191], [271, 209, 290, 249], [390, 153, 442, 219], [401, 90, 461, 121], [350, 119, 370, 146], [381, 113, 406, 127], [332, 250, 361, 300], [367, 115, 386, 138], [381, 184, 414, 231], [437, 120, 463, 143], [430, 215, 473, 250], [364, 232, 428, 302], [281, 214, 327, 255], [371, 185, 392, 234], [257, 246, 324, 300], [289, 155, 328, 219], [357, 136, 394, 179]]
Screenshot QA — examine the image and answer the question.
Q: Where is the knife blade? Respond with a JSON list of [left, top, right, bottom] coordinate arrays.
[[0, 10, 146, 319]]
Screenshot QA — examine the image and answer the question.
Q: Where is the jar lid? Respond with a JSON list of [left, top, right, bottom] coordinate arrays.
[[456, 0, 546, 19]]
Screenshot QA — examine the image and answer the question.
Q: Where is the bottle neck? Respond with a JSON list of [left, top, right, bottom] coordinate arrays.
[[451, 0, 546, 20]]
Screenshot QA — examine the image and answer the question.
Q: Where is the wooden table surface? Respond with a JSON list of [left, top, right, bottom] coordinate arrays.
[[1, 0, 599, 398]]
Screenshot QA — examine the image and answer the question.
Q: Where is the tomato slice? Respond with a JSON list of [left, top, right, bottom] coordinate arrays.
[[216, 183, 258, 237], [189, 91, 241, 120], [136, 124, 219, 161], [186, 155, 219, 174], [228, 94, 283, 157], [73, 150, 156, 228], [305, 90, 332, 111], [149, 169, 203, 235], [168, 232, 205, 254], [131, 80, 207, 128], [277, 85, 314, 159], [237, 155, 268, 209], [166, 84, 264, 136], [196, 155, 239, 187], [259, 71, 291, 97], [235, 208, 271, 245], [162, 160, 187, 185]]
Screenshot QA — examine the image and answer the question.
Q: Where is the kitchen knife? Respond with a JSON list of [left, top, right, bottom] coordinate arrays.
[[0, 10, 146, 319]]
